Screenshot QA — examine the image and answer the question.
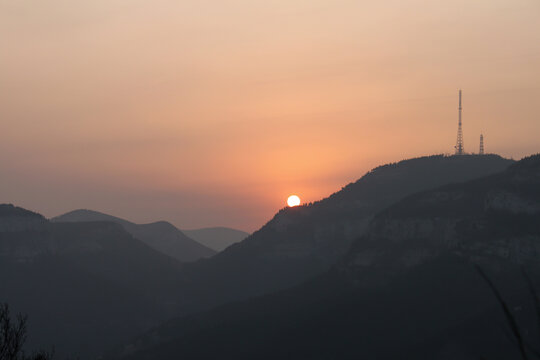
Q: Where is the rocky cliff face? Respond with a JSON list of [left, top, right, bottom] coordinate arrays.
[[345, 154, 540, 278], [0, 216, 131, 261], [0, 217, 47, 232]]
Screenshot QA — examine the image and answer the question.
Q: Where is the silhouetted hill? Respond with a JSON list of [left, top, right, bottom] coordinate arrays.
[[344, 153, 540, 274], [0, 210, 187, 359], [183, 227, 249, 251], [119, 154, 540, 360], [0, 204, 47, 232], [115, 154, 515, 356], [52, 209, 215, 262], [171, 155, 512, 309], [0, 154, 515, 358], [0, 204, 44, 218]]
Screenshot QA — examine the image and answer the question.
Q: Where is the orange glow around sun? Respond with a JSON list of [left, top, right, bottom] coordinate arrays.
[[287, 195, 301, 207]]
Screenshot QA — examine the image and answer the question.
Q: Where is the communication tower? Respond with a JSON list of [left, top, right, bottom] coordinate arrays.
[[455, 90, 464, 155], [479, 134, 484, 155]]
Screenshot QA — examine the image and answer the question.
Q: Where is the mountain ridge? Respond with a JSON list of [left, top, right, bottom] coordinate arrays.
[[177, 155, 514, 303], [1, 153, 518, 359], [118, 154, 540, 360], [114, 153, 516, 357], [52, 209, 215, 262], [0, 212, 188, 359]]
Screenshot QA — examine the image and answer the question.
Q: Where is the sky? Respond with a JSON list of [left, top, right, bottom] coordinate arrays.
[[1, 0, 539, 232]]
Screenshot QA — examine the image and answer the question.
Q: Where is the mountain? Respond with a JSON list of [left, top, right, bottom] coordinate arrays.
[[167, 155, 513, 310], [52, 209, 215, 262], [118, 155, 540, 360], [113, 154, 514, 355], [183, 227, 249, 251], [343, 153, 540, 274], [0, 204, 47, 232], [0, 154, 515, 358], [0, 205, 187, 359]]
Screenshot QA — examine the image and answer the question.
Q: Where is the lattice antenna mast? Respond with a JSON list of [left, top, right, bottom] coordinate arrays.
[[479, 134, 484, 155], [455, 89, 464, 155]]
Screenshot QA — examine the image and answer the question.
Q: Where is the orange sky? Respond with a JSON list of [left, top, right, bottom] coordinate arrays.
[[1, 0, 539, 231]]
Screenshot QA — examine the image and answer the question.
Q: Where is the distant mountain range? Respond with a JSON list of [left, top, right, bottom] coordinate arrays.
[[183, 227, 249, 251], [52, 209, 216, 262], [0, 153, 519, 359], [0, 204, 186, 359], [118, 155, 540, 360]]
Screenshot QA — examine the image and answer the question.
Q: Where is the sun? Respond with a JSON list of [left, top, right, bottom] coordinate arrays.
[[287, 195, 301, 207]]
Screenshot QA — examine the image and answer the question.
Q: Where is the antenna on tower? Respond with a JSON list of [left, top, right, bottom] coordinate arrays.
[[455, 89, 464, 155], [479, 134, 484, 155]]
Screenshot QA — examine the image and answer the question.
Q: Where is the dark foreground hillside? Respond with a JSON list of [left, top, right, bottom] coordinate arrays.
[[120, 154, 540, 360], [0, 205, 186, 359]]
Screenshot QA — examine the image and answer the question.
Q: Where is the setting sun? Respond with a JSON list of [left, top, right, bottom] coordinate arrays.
[[287, 195, 301, 207]]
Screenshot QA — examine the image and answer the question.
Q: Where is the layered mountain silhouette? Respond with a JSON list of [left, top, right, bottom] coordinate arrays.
[[52, 209, 215, 262], [0, 205, 186, 359], [119, 155, 540, 360], [156, 155, 513, 311], [1, 154, 516, 358], [111, 154, 514, 355], [183, 227, 249, 251]]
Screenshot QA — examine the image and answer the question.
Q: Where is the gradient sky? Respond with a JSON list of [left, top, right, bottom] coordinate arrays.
[[1, 0, 539, 231]]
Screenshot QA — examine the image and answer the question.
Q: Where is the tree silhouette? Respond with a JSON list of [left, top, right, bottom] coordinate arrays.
[[0, 304, 54, 360]]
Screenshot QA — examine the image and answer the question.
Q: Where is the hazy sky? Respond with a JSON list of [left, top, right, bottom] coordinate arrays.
[[1, 0, 539, 231]]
